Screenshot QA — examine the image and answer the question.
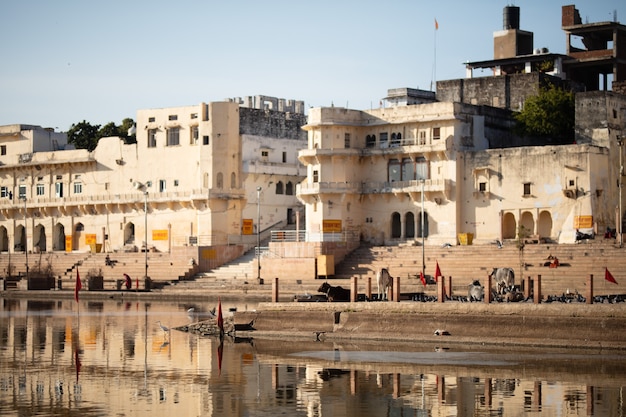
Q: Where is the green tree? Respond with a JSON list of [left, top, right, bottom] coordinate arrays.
[[119, 118, 137, 144], [514, 84, 575, 143], [67, 120, 101, 151]]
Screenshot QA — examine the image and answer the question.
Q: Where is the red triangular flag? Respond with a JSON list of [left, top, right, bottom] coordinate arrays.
[[420, 271, 427, 287], [435, 262, 442, 283], [605, 268, 618, 284], [217, 297, 224, 336], [74, 268, 82, 302]]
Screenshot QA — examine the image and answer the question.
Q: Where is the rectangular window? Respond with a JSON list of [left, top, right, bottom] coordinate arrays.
[[388, 159, 401, 182], [419, 131, 426, 145], [380, 132, 388, 148], [191, 113, 198, 119], [203, 135, 209, 145], [18, 185, 26, 199], [0, 145, 6, 155], [523, 182, 532, 196], [167, 127, 180, 146], [36, 184, 45, 196], [190, 126, 199, 145], [174, 180, 179, 187], [55, 182, 63, 198], [148, 117, 155, 122], [73, 182, 82, 194], [168, 115, 178, 121], [282, 152, 287, 163], [0, 186, 9, 198], [344, 133, 350, 148], [313, 170, 319, 183], [159, 180, 166, 192], [433, 127, 441, 140], [148, 129, 157, 148], [479, 182, 487, 192]]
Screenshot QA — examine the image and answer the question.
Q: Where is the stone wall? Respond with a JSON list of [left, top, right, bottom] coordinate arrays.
[[239, 107, 307, 140]]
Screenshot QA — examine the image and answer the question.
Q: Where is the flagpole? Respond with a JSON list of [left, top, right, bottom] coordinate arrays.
[[431, 18, 438, 91]]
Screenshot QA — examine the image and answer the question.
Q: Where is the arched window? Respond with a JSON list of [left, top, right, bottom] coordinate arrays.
[[216, 173, 223, 189], [230, 172, 236, 189], [391, 212, 401, 238], [405, 212, 415, 238], [366, 134, 376, 148], [285, 181, 293, 195], [276, 181, 284, 194]]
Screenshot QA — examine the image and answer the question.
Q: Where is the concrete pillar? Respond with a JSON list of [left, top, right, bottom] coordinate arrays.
[[366, 276, 372, 300], [534, 274, 542, 304], [484, 378, 492, 407], [485, 273, 492, 304], [394, 276, 401, 302], [586, 274, 593, 304], [446, 276, 452, 299], [350, 276, 358, 303], [392, 374, 401, 399], [272, 277, 279, 303], [437, 276, 445, 303]]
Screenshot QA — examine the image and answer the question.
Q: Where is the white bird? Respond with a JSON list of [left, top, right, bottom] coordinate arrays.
[[157, 321, 169, 333], [187, 307, 195, 313]]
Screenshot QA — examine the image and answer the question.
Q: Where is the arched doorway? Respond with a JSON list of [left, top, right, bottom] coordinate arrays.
[[33, 224, 46, 252], [15, 225, 25, 251], [502, 212, 516, 239], [125, 223, 135, 246], [391, 212, 401, 239], [73, 223, 84, 251], [520, 212, 535, 237], [0, 226, 8, 252], [537, 210, 553, 240], [53, 223, 66, 251], [405, 212, 415, 238]]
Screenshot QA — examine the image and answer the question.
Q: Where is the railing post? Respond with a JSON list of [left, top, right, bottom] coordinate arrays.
[[350, 276, 358, 302], [484, 273, 492, 304], [534, 274, 542, 304], [586, 274, 593, 304], [394, 275, 401, 302], [437, 276, 445, 303], [366, 276, 372, 301], [272, 277, 279, 303]]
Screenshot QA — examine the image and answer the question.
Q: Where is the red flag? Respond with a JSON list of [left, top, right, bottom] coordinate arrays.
[[217, 298, 224, 336], [420, 271, 427, 287], [74, 268, 82, 302], [435, 262, 442, 283], [605, 268, 618, 284]]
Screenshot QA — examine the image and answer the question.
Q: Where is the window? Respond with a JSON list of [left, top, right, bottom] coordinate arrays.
[[344, 133, 350, 148], [285, 181, 293, 195], [36, 184, 45, 196], [148, 117, 155, 122], [390, 132, 401, 147], [0, 186, 9, 198], [419, 131, 426, 145], [313, 170, 319, 183], [282, 152, 287, 163], [168, 115, 178, 121], [216, 173, 223, 188], [191, 113, 198, 119], [190, 126, 199, 144], [73, 182, 83, 194], [148, 129, 157, 148], [366, 135, 376, 148], [159, 180, 166, 192], [203, 135, 209, 145], [261, 151, 269, 157], [19, 185, 26, 199], [523, 182, 532, 196], [276, 181, 284, 194], [230, 172, 236, 188], [401, 158, 414, 181], [0, 145, 5, 155], [388, 159, 401, 182], [167, 127, 180, 146], [479, 182, 487, 192], [174, 180, 179, 186], [55, 182, 63, 198], [415, 157, 428, 180], [433, 127, 441, 140], [380, 132, 388, 148]]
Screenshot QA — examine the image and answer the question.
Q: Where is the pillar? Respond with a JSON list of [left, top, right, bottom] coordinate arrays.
[[394, 276, 401, 302], [524, 276, 532, 299], [350, 276, 358, 303], [485, 273, 492, 304], [272, 277, 279, 303], [534, 274, 542, 304], [437, 276, 445, 303], [366, 276, 372, 300], [586, 274, 593, 304]]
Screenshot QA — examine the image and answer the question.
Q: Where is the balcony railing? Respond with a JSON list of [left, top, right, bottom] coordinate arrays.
[[297, 178, 451, 196]]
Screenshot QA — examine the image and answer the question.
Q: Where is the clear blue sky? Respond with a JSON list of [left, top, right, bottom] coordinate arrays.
[[1, 0, 623, 131]]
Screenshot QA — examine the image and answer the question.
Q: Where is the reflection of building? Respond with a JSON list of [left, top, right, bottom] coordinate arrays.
[[0, 96, 306, 271]]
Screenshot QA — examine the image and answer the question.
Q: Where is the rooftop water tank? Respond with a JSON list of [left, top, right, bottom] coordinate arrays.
[[503, 6, 520, 30]]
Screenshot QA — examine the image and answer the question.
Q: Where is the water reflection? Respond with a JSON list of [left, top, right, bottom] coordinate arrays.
[[0, 298, 624, 416]]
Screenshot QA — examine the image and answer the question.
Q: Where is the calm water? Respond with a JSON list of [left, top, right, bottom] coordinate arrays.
[[0, 298, 625, 417]]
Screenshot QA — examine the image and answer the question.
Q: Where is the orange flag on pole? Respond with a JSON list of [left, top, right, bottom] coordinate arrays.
[[435, 261, 442, 283], [420, 271, 427, 287], [605, 268, 618, 284], [74, 268, 82, 302]]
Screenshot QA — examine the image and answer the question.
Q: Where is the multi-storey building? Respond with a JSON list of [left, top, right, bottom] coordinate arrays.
[[0, 97, 306, 271]]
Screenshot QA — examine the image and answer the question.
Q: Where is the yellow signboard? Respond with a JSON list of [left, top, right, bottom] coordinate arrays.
[[65, 236, 72, 252], [202, 249, 217, 260], [574, 215, 593, 229], [322, 220, 342, 233], [152, 230, 168, 241], [242, 219, 254, 235], [85, 234, 97, 245]]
